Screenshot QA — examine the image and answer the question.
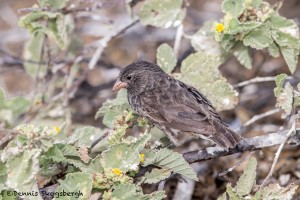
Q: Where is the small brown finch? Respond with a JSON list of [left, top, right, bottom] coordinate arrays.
[[113, 61, 240, 148]]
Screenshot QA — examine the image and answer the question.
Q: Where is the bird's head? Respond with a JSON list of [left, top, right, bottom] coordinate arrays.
[[112, 61, 164, 94]]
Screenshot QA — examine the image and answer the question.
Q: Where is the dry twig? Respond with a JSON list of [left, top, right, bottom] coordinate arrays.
[[259, 119, 296, 189]]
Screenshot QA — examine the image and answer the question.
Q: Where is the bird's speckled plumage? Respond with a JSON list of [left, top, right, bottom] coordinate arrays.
[[115, 61, 241, 148]]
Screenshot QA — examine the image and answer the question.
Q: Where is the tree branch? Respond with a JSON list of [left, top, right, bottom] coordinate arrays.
[[183, 128, 300, 164]]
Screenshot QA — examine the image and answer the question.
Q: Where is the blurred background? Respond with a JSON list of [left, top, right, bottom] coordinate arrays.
[[0, 0, 300, 199]]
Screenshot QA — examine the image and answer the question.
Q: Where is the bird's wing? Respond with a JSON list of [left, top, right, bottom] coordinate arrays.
[[157, 78, 240, 148]]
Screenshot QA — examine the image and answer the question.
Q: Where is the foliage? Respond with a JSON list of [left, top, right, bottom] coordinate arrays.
[[214, 0, 300, 73], [218, 157, 298, 200], [1, 0, 299, 199], [274, 74, 300, 114], [0, 89, 30, 127]]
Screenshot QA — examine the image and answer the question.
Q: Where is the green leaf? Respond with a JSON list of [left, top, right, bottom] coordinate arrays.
[[0, 161, 7, 189], [43, 145, 67, 163], [156, 43, 177, 73], [280, 47, 298, 73], [191, 22, 226, 60], [101, 133, 151, 172], [233, 43, 252, 69], [227, 18, 262, 34], [255, 183, 298, 200], [38, 0, 68, 9], [111, 183, 166, 200], [23, 32, 46, 78], [222, 0, 245, 17], [55, 172, 93, 200], [143, 168, 171, 184], [0, 89, 30, 126], [270, 15, 294, 29], [180, 52, 239, 111], [274, 73, 288, 97], [276, 82, 293, 114], [95, 89, 131, 127], [236, 157, 257, 196], [145, 148, 198, 181], [63, 127, 99, 148], [226, 184, 242, 200], [19, 11, 68, 50], [243, 26, 273, 50], [268, 42, 280, 57], [6, 149, 41, 193], [138, 0, 185, 28]]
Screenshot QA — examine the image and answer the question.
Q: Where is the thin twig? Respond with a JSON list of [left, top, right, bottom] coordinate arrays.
[[174, 24, 183, 59], [242, 108, 282, 128], [259, 120, 296, 189], [88, 19, 139, 69], [219, 151, 255, 176], [234, 76, 293, 88]]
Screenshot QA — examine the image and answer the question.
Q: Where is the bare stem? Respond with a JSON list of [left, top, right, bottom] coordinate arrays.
[[174, 24, 183, 59], [259, 120, 296, 189], [234, 76, 293, 88], [242, 108, 282, 128]]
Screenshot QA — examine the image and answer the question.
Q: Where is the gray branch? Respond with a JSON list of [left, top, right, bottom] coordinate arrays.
[[183, 128, 300, 164]]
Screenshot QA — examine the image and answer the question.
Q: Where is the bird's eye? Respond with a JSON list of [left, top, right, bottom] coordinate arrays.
[[127, 75, 132, 80]]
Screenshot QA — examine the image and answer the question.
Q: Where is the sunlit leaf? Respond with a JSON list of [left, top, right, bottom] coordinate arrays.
[[144, 148, 198, 181], [236, 157, 257, 196], [156, 43, 177, 73], [180, 52, 238, 111], [55, 172, 93, 200], [138, 0, 185, 28], [222, 0, 245, 17], [233, 43, 252, 69]]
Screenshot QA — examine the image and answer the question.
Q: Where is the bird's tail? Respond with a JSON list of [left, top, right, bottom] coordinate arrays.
[[210, 121, 241, 149]]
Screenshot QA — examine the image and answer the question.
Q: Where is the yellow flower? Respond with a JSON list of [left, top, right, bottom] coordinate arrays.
[[140, 154, 145, 163], [112, 168, 122, 176], [216, 23, 225, 33], [53, 126, 61, 133]]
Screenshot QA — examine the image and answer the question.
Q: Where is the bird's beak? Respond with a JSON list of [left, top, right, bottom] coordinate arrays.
[[112, 79, 128, 92]]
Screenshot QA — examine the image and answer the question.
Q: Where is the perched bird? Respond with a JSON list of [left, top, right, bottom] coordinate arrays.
[[112, 61, 241, 148]]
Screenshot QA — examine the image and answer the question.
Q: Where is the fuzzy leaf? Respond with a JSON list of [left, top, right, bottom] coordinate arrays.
[[23, 32, 46, 78], [19, 11, 68, 50], [138, 0, 185, 28], [233, 43, 252, 69], [145, 148, 198, 181], [143, 168, 172, 184], [222, 0, 245, 17], [95, 89, 131, 127], [274, 73, 288, 97], [111, 183, 166, 200], [236, 157, 257, 196], [55, 172, 93, 200], [270, 15, 294, 29], [5, 149, 41, 193], [0, 89, 30, 126], [280, 47, 298, 74], [227, 19, 262, 34], [276, 83, 293, 114], [180, 52, 238, 111], [62, 127, 99, 148], [226, 184, 242, 200], [255, 183, 298, 200], [101, 133, 151, 172], [243, 26, 273, 49], [38, 0, 68, 9], [268, 42, 280, 57], [156, 43, 177, 73], [192, 22, 226, 59]]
